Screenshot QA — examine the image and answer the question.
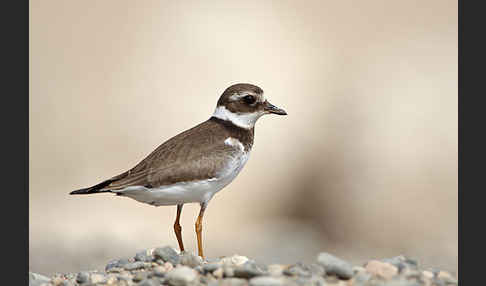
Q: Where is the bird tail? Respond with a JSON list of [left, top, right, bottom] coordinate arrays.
[[70, 180, 113, 195]]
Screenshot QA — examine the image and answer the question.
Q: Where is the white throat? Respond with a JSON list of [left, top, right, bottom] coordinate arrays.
[[212, 106, 262, 129]]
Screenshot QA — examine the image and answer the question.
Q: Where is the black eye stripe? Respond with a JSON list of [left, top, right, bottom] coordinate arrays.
[[243, 95, 256, 104]]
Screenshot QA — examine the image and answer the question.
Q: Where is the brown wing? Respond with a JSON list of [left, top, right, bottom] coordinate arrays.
[[99, 119, 235, 190], [101, 147, 235, 190]]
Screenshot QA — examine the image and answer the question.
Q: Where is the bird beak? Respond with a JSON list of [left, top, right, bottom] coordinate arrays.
[[263, 100, 287, 115]]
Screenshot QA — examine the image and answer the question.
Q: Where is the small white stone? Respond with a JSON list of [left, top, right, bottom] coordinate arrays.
[[220, 255, 249, 266], [317, 252, 354, 279], [166, 266, 198, 286]]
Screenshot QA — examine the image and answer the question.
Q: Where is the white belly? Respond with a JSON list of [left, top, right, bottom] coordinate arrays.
[[115, 151, 250, 206]]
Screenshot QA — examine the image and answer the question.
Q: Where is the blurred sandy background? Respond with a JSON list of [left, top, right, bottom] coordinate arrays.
[[29, 0, 457, 277]]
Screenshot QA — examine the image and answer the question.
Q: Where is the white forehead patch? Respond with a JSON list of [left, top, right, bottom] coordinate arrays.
[[213, 106, 264, 129], [228, 93, 242, 101], [224, 137, 245, 152]]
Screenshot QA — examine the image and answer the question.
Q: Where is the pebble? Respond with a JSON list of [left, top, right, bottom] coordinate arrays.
[[382, 255, 419, 272], [365, 260, 398, 279], [203, 263, 221, 273], [317, 252, 354, 280], [233, 263, 265, 279], [220, 255, 249, 267], [283, 262, 325, 277], [206, 257, 222, 263], [249, 276, 284, 286], [165, 266, 198, 286], [124, 261, 146, 271], [213, 267, 224, 279], [135, 249, 155, 262], [75, 272, 90, 284], [154, 246, 181, 266], [106, 258, 131, 271], [180, 251, 203, 268]]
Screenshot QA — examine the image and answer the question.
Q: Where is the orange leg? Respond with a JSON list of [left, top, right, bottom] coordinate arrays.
[[174, 204, 184, 252], [195, 202, 207, 259]]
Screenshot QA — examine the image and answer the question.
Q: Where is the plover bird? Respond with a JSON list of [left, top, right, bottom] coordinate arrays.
[[70, 83, 287, 258]]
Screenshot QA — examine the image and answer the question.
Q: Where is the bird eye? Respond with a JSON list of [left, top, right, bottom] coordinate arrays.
[[243, 95, 256, 104]]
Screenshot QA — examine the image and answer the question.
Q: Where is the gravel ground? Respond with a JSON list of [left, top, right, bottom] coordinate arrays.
[[29, 246, 458, 286]]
